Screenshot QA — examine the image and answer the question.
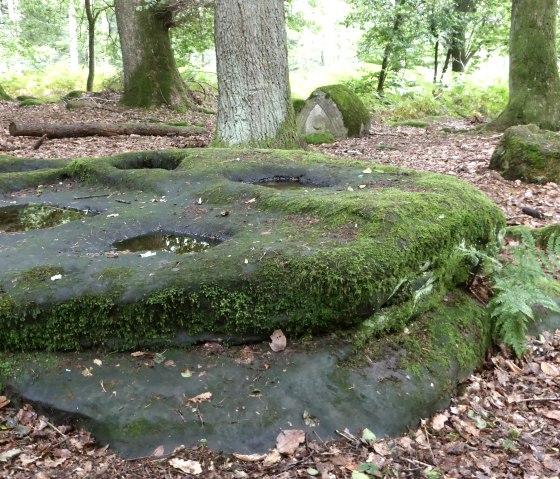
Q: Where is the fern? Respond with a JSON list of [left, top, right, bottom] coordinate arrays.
[[459, 229, 560, 357]]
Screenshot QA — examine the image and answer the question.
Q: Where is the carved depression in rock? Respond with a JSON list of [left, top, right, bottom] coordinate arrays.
[[0, 149, 504, 351]]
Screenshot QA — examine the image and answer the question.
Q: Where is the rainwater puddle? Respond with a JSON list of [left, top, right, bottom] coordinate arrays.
[[113, 233, 220, 254], [0, 204, 87, 232]]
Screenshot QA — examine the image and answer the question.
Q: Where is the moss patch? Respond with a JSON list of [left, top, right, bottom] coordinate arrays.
[[0, 84, 11, 101], [19, 98, 45, 107], [304, 133, 335, 145]]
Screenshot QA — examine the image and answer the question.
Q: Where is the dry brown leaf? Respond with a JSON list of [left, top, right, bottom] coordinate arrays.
[[431, 413, 448, 431], [543, 455, 560, 472], [130, 351, 145, 357], [264, 449, 281, 466], [373, 442, 391, 456], [270, 329, 287, 352], [0, 395, 10, 409], [44, 457, 68, 467], [540, 362, 560, 377], [188, 392, 212, 404], [152, 445, 165, 457], [542, 409, 560, 422], [169, 458, 202, 475], [276, 429, 305, 455]]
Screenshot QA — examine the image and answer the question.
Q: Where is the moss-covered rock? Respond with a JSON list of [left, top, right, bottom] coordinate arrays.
[[62, 90, 84, 100], [19, 98, 45, 107], [296, 84, 371, 139], [490, 124, 560, 183], [0, 148, 504, 351]]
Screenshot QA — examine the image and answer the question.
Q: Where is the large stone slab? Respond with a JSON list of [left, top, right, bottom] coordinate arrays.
[[0, 148, 504, 351], [490, 124, 560, 183]]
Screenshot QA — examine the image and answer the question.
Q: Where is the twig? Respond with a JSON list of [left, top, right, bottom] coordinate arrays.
[[73, 194, 111, 199], [511, 397, 560, 403], [422, 423, 436, 464], [404, 457, 433, 468], [46, 420, 68, 438], [115, 199, 131, 204]]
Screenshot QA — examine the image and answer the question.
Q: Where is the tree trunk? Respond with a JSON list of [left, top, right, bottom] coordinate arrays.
[[214, 0, 297, 148], [0, 84, 10, 101], [114, 0, 189, 108], [492, 0, 560, 131], [376, 0, 405, 94], [84, 0, 95, 92], [9, 122, 207, 139], [68, 0, 79, 72], [450, 0, 476, 73]]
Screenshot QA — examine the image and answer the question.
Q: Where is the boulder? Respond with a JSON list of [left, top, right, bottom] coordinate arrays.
[[296, 84, 371, 139], [490, 124, 560, 183], [0, 148, 504, 351]]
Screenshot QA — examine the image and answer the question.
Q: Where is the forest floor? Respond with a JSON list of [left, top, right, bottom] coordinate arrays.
[[0, 98, 559, 478]]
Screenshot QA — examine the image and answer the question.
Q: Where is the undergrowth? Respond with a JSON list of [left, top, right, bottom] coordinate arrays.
[[460, 230, 560, 357], [343, 74, 507, 122]]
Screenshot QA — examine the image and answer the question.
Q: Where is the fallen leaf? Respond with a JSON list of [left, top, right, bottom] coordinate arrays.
[[93, 359, 102, 367], [232, 453, 266, 462], [0, 395, 10, 409], [81, 367, 93, 377], [44, 457, 67, 467], [540, 362, 559, 377], [181, 368, 192, 378], [361, 428, 376, 444], [373, 442, 391, 456], [432, 413, 448, 431], [276, 429, 305, 455], [303, 409, 319, 427], [188, 392, 212, 403], [263, 449, 281, 466], [270, 329, 287, 352], [542, 409, 560, 422], [0, 449, 21, 462], [544, 455, 560, 472], [19, 454, 38, 466], [152, 445, 165, 457], [131, 351, 145, 357], [169, 458, 202, 475], [362, 168, 372, 174], [164, 359, 176, 367]]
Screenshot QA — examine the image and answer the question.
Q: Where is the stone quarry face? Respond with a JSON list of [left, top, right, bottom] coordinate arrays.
[[0, 148, 505, 351]]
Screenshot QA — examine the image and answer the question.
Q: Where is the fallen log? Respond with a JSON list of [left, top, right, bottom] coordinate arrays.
[[9, 121, 207, 139]]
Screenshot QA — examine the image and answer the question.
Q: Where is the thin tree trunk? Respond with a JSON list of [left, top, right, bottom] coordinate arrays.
[[84, 0, 95, 91], [376, 0, 405, 94], [377, 46, 391, 93], [214, 0, 297, 148], [433, 40, 439, 84], [114, 0, 189, 108], [68, 0, 79, 72], [440, 48, 452, 81], [492, 0, 560, 131]]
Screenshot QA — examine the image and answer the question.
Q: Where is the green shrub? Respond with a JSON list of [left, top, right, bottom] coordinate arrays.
[[292, 98, 306, 114]]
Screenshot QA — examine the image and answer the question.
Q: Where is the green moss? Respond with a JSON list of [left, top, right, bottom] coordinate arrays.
[[0, 84, 11, 101], [532, 223, 560, 247], [63, 90, 84, 100], [292, 98, 306, 115], [19, 98, 45, 107], [17, 266, 62, 285], [303, 133, 335, 145], [312, 84, 371, 137], [349, 290, 491, 377], [396, 120, 431, 127]]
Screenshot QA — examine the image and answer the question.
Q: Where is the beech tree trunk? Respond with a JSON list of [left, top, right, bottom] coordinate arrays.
[[114, 0, 189, 108], [9, 122, 206, 139], [214, 0, 297, 148], [492, 0, 560, 131]]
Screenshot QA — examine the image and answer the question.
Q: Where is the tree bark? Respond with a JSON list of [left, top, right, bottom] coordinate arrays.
[[9, 122, 206, 138], [450, 0, 476, 73], [68, 0, 79, 72], [214, 0, 297, 148], [114, 0, 189, 108], [492, 0, 560, 131], [85, 0, 95, 92]]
